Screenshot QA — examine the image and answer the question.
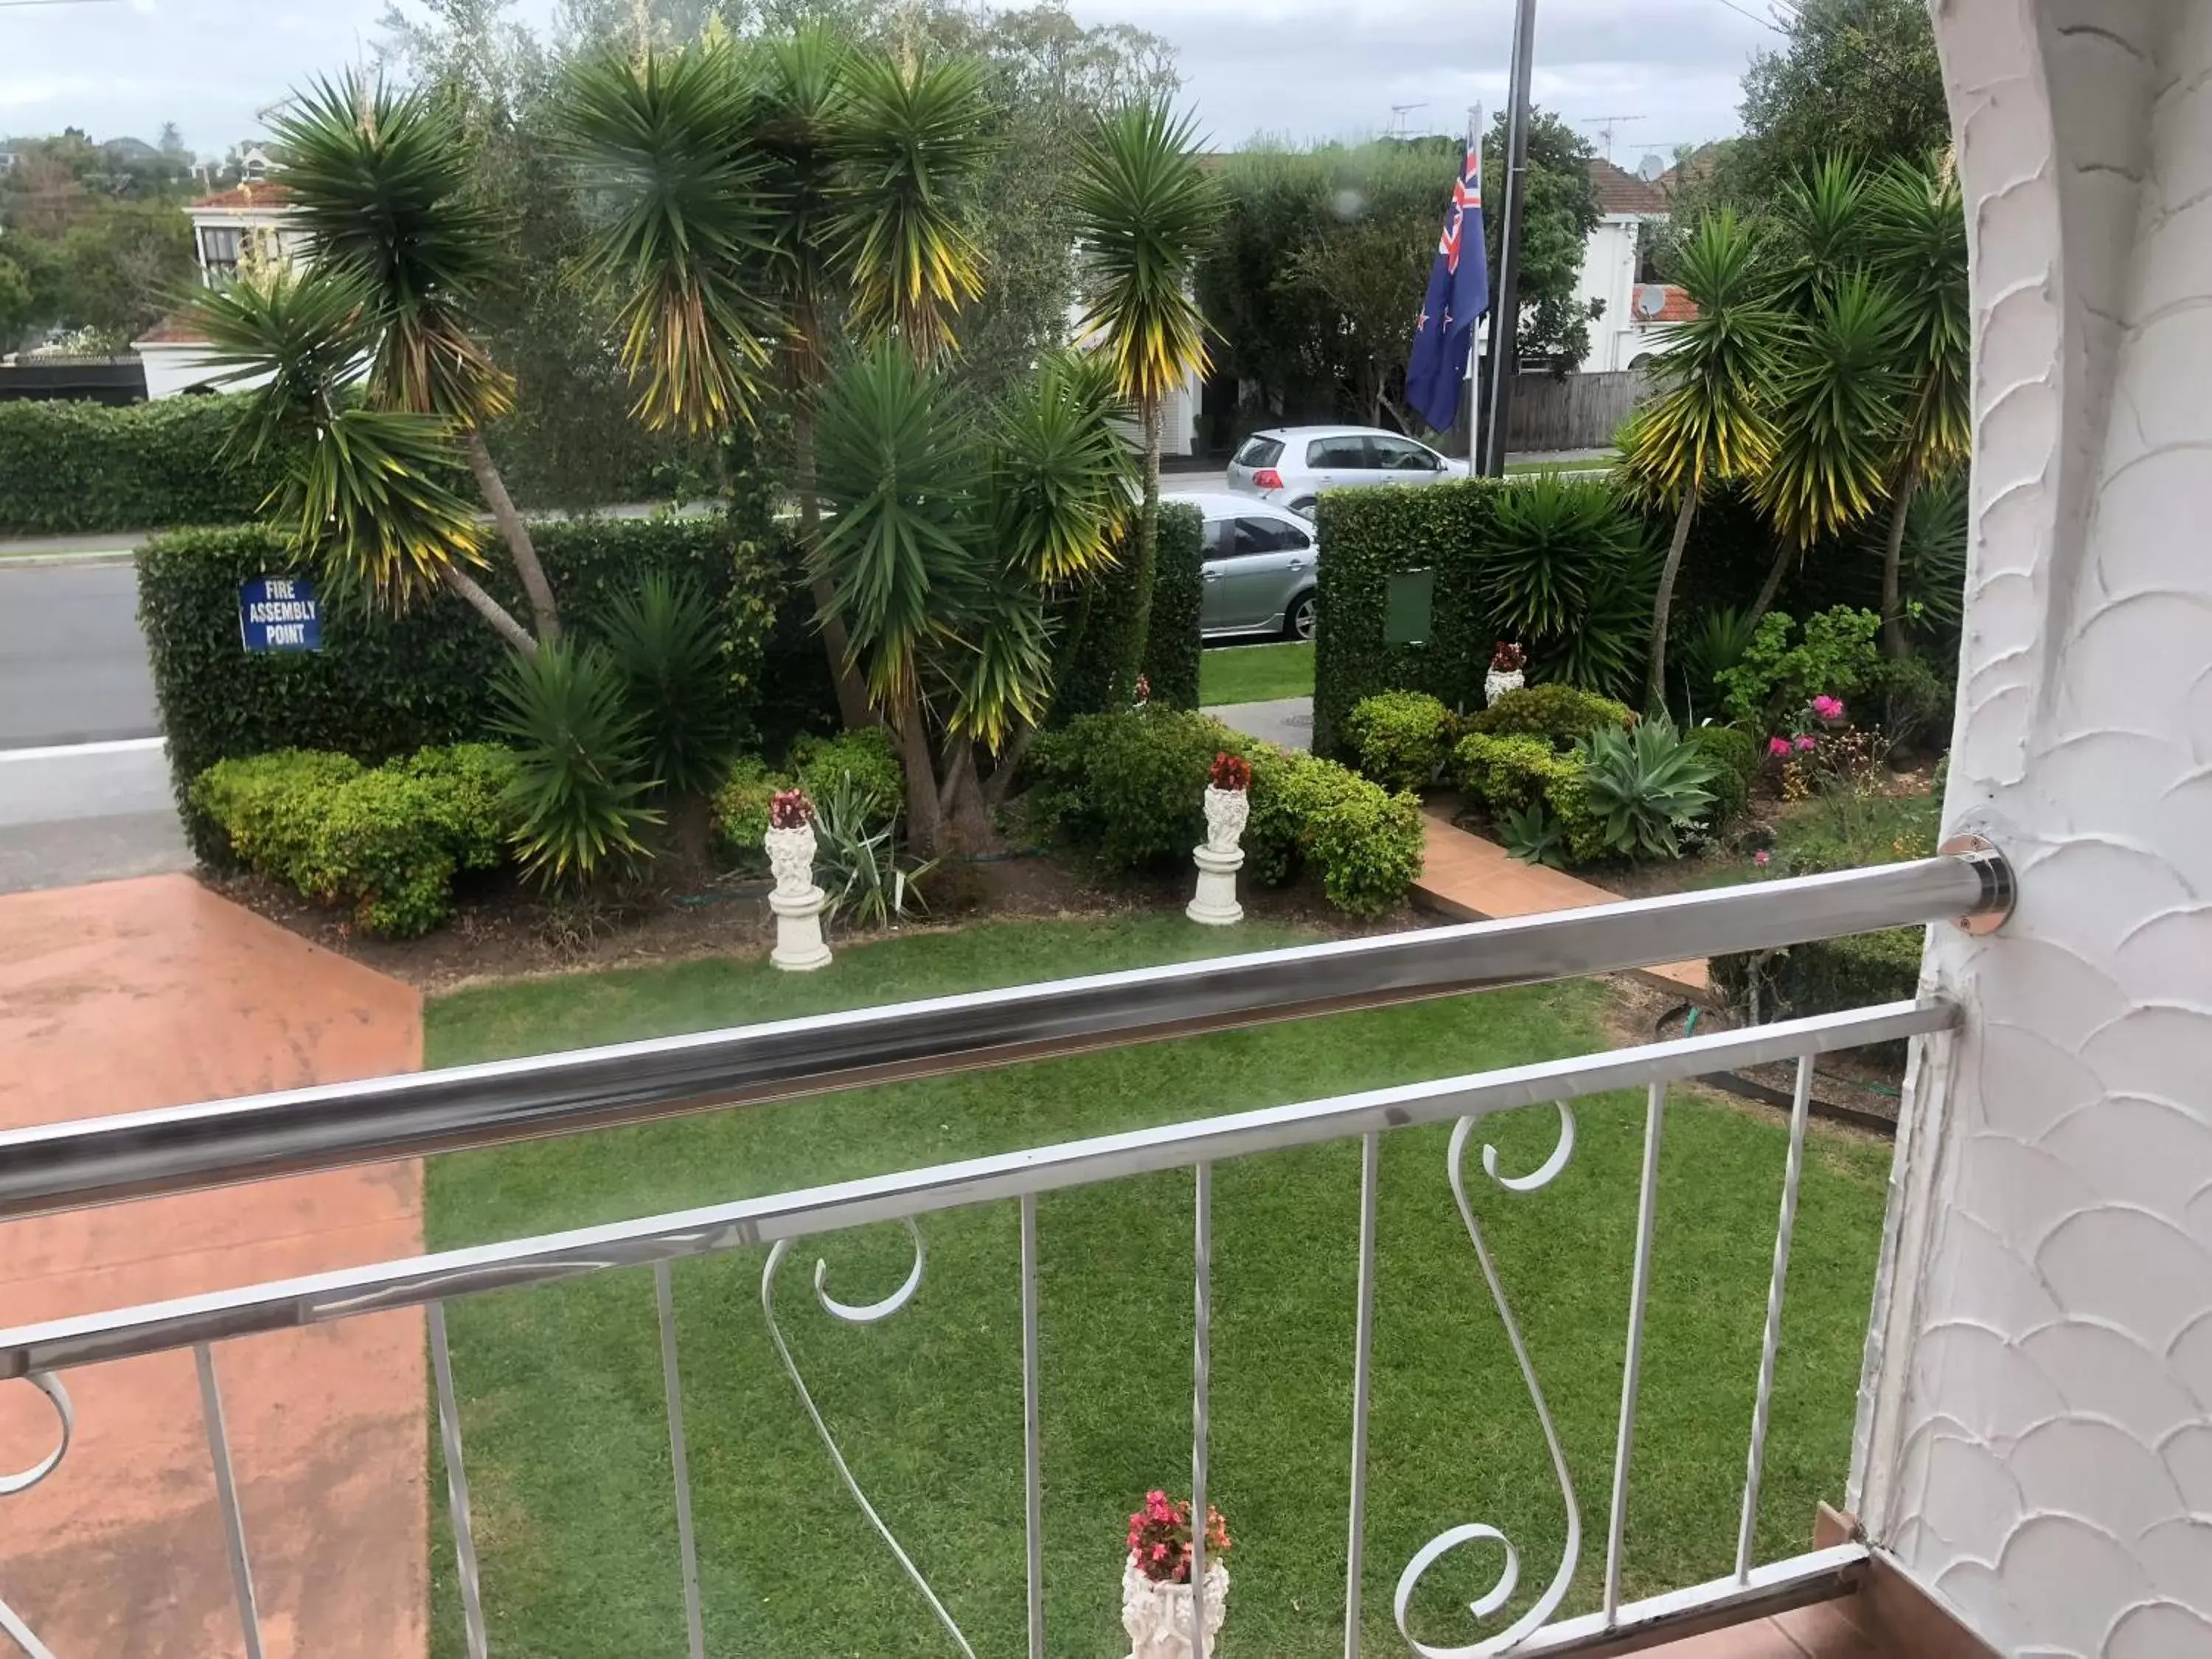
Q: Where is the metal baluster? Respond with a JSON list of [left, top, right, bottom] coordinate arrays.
[[1736, 1054, 1815, 1581], [1604, 1084, 1667, 1625], [193, 1343, 266, 1659], [1020, 1195, 1046, 1659], [1343, 1133, 1380, 1659], [654, 1262, 706, 1659], [429, 1301, 490, 1659], [1189, 1163, 1213, 1657]]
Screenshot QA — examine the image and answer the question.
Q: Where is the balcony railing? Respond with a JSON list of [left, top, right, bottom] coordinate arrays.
[[0, 846, 2012, 1659]]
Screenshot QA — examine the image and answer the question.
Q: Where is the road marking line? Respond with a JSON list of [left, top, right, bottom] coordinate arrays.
[[0, 737, 167, 764]]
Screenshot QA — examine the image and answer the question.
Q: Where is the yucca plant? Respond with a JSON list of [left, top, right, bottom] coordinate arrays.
[[1750, 273, 1907, 616], [1615, 210, 1782, 712], [599, 571, 739, 799], [1764, 156, 1870, 319], [1573, 712, 1719, 860], [1677, 605, 1761, 715], [1498, 799, 1568, 869], [810, 773, 935, 930], [1865, 155, 1969, 657], [1482, 476, 1653, 698], [493, 641, 661, 888], [1072, 99, 1217, 697]]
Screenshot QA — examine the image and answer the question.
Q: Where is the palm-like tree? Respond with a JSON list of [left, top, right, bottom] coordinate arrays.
[[813, 341, 1131, 852], [1750, 271, 1907, 618], [563, 36, 996, 730], [187, 74, 560, 651], [1866, 156, 1969, 657], [1071, 100, 1216, 697], [1617, 211, 1781, 711]]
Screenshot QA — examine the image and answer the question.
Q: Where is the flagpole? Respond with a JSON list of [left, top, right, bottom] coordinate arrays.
[[1461, 102, 1484, 465], [1481, 0, 1540, 476]]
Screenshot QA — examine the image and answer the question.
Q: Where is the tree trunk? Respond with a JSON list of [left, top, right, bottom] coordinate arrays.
[[1748, 537, 1796, 627], [1880, 459, 1921, 658], [793, 403, 875, 731], [462, 429, 560, 645], [439, 563, 536, 655], [891, 694, 943, 856], [1117, 395, 1164, 700], [935, 738, 996, 855], [1645, 490, 1699, 714], [984, 723, 1038, 809]]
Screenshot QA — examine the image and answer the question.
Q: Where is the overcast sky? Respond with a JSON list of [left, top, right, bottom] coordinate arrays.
[[1, 0, 1776, 164]]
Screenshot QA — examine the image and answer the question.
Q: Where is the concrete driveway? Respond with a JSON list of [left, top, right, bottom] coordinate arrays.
[[0, 875, 426, 1658]]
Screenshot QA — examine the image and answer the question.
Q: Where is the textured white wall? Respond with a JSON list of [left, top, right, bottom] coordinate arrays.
[[1853, 4, 2212, 1655]]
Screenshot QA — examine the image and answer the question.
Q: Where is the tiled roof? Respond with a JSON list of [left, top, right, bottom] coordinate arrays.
[[189, 181, 291, 211], [1632, 284, 1698, 324], [1591, 158, 1669, 218], [136, 312, 210, 347]]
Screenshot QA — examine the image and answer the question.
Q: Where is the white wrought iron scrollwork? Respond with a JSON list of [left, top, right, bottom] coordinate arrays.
[[1393, 1109, 1583, 1659], [761, 1223, 975, 1659], [0, 1373, 74, 1659]]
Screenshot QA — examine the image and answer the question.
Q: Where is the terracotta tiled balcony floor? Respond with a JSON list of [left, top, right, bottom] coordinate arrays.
[[1644, 1593, 1885, 1657], [0, 874, 425, 1659]]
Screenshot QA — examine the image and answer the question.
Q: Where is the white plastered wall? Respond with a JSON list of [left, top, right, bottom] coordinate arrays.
[[1850, 4, 2212, 1655]]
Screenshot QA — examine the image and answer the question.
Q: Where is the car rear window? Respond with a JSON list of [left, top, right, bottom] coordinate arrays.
[[1234, 435, 1284, 467]]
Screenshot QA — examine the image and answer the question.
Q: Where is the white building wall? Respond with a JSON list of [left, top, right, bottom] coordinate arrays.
[[1852, 4, 2212, 1655], [1573, 216, 1643, 373]]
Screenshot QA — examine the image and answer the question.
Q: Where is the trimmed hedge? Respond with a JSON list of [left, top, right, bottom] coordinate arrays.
[[192, 744, 518, 936], [1342, 690, 1456, 792], [1710, 927, 1924, 1055], [1023, 706, 1424, 915], [139, 514, 815, 858], [1051, 503, 1206, 720], [1451, 732, 1608, 864], [1464, 684, 1632, 744], [0, 397, 292, 535], [1687, 724, 1759, 823]]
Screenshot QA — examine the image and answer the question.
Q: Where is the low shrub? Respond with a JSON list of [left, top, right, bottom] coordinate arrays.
[[1025, 709, 1424, 914], [1686, 725, 1759, 824], [1718, 608, 1882, 731], [1341, 690, 1457, 791], [1711, 927, 1924, 1032], [712, 757, 783, 866], [191, 743, 521, 936], [791, 728, 904, 818], [1464, 684, 1634, 746], [1451, 732, 1607, 863]]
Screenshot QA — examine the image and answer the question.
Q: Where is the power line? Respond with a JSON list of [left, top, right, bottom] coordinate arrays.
[[1704, 0, 1784, 31], [0, 0, 125, 8]]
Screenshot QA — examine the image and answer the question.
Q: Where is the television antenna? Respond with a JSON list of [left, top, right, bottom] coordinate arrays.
[[1585, 114, 1645, 161], [1388, 102, 1428, 137]]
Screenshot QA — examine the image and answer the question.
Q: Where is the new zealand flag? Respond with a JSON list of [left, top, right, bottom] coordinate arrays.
[[1404, 139, 1491, 434]]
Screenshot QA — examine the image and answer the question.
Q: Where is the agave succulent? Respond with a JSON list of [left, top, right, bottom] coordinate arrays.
[[1573, 712, 1719, 860]]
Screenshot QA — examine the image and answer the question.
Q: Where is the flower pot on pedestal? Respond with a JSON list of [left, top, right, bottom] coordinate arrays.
[[1484, 667, 1526, 705], [1188, 781, 1249, 926], [1121, 1557, 1229, 1659], [764, 820, 831, 972]]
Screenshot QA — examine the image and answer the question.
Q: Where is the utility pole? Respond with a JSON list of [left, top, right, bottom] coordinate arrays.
[[1480, 0, 1540, 476]]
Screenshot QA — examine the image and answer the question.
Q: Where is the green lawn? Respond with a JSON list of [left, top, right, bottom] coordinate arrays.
[[422, 917, 1889, 1659], [1200, 641, 1313, 705]]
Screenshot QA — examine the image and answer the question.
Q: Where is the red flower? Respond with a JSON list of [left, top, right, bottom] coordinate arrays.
[[769, 788, 813, 830], [1767, 736, 1791, 759], [1210, 752, 1251, 792]]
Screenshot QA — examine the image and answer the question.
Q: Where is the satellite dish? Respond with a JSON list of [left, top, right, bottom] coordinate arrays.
[[1634, 285, 1669, 319], [1636, 153, 1666, 182]]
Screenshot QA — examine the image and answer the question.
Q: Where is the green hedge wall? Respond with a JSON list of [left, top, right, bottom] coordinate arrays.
[[1311, 480, 1509, 755], [1050, 501, 1205, 720], [0, 397, 292, 535], [0, 393, 703, 538], [139, 515, 821, 857]]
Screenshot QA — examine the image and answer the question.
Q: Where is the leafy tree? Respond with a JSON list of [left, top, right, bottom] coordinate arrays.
[[1071, 98, 1216, 698], [1616, 211, 1781, 710], [1481, 109, 1604, 371], [54, 199, 193, 341], [0, 254, 35, 350], [1693, 0, 1949, 212]]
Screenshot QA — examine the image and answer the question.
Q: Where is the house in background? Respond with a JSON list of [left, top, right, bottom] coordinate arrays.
[[1571, 156, 1694, 373], [133, 178, 297, 398]]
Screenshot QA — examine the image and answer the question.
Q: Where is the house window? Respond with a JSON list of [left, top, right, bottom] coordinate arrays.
[[200, 226, 242, 282]]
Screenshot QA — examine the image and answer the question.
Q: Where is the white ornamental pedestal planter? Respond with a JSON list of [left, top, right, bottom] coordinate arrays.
[[1484, 667, 1526, 706], [1187, 785, 1248, 926], [1121, 1557, 1229, 1659], [764, 822, 832, 972]]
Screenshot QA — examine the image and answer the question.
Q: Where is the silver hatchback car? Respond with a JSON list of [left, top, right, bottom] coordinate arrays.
[[1226, 425, 1465, 517], [1183, 491, 1323, 641]]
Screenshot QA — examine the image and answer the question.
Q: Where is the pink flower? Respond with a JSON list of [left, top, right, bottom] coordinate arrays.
[[1767, 736, 1791, 758], [1810, 695, 1845, 721], [1794, 734, 1818, 753], [1753, 849, 1770, 867], [1152, 1543, 1169, 1562]]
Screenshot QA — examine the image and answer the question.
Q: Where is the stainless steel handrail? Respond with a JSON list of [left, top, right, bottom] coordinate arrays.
[[0, 850, 2011, 1222], [0, 999, 1952, 1375]]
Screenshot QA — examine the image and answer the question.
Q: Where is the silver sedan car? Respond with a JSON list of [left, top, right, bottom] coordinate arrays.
[[1183, 491, 1323, 641], [1226, 425, 1466, 517]]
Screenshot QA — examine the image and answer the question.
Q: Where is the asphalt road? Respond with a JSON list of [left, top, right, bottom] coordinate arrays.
[[0, 560, 160, 750]]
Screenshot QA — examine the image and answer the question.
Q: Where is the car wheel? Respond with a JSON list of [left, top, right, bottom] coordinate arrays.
[[1289, 496, 1318, 519], [1286, 591, 1317, 641]]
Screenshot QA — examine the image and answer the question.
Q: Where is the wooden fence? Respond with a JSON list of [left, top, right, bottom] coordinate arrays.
[[1506, 367, 1650, 453]]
